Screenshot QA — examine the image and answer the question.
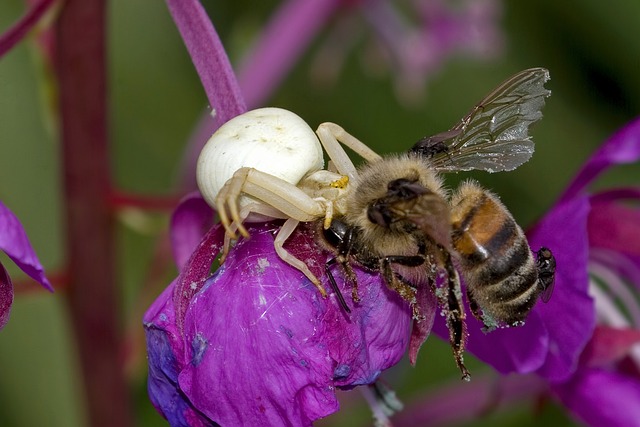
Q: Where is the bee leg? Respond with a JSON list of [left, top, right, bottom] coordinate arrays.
[[325, 258, 351, 313], [343, 260, 361, 303], [465, 289, 484, 323], [332, 226, 361, 303], [379, 255, 424, 317], [438, 248, 470, 381]]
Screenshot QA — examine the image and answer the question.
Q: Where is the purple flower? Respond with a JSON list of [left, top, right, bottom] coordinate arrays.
[[547, 118, 640, 427], [431, 173, 594, 382], [145, 1, 500, 425], [0, 201, 53, 329], [145, 194, 420, 426], [429, 117, 640, 426], [146, 3, 437, 419]]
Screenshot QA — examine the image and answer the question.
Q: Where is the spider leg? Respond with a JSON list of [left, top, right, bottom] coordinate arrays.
[[219, 202, 286, 264], [216, 167, 252, 239], [316, 122, 382, 179], [274, 218, 327, 297], [216, 167, 329, 238]]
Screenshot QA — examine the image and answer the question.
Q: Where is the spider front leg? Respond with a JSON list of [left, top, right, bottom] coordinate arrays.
[[315, 122, 382, 179], [215, 168, 344, 297], [215, 167, 330, 239]]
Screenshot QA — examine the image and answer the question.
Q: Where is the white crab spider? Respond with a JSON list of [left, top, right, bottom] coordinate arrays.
[[196, 107, 380, 297]]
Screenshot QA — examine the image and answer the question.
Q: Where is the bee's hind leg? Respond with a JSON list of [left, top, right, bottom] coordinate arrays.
[[438, 247, 471, 381]]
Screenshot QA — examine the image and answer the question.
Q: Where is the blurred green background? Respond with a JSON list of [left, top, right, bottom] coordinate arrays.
[[1, 0, 639, 426]]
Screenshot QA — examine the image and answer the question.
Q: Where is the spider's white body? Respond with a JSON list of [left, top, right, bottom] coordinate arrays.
[[197, 108, 325, 214], [196, 107, 380, 296]]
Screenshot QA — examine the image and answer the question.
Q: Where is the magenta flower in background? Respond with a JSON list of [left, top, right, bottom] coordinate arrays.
[[546, 118, 640, 426], [394, 118, 640, 427], [0, 201, 52, 329], [427, 117, 640, 427]]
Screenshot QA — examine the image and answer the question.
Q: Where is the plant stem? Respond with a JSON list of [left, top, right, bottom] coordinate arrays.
[[55, 1, 132, 426]]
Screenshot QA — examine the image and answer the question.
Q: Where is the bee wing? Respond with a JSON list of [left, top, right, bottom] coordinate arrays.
[[412, 68, 551, 173]]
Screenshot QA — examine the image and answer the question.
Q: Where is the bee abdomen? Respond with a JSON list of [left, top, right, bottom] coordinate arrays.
[[451, 185, 524, 278], [477, 256, 541, 323], [451, 182, 543, 324]]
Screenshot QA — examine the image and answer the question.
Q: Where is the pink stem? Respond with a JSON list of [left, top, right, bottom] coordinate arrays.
[[55, 1, 131, 426]]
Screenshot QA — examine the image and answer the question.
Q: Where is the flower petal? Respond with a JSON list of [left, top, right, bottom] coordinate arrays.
[[559, 116, 640, 203], [283, 222, 413, 387], [580, 326, 640, 367], [589, 198, 640, 258], [173, 222, 225, 335], [165, 0, 246, 124], [170, 193, 214, 271], [528, 195, 595, 381], [433, 306, 549, 375], [177, 225, 337, 426], [553, 368, 640, 427], [0, 263, 14, 330], [145, 281, 216, 427], [409, 283, 438, 366], [0, 201, 52, 291], [171, 223, 411, 426]]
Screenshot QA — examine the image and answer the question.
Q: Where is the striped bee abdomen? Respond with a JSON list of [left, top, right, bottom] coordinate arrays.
[[449, 180, 543, 327]]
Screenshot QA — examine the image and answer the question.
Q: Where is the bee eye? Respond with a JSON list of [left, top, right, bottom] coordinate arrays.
[[387, 178, 429, 199], [367, 202, 392, 227]]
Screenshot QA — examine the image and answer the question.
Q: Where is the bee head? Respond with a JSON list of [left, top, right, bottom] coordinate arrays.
[[367, 178, 432, 228]]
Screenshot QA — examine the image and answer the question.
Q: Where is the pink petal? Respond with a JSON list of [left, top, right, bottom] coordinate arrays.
[[172, 222, 225, 335], [581, 326, 640, 367], [0, 201, 52, 291], [170, 192, 214, 270], [559, 116, 640, 203], [553, 368, 640, 427], [528, 196, 595, 381], [589, 199, 640, 257], [408, 281, 438, 365]]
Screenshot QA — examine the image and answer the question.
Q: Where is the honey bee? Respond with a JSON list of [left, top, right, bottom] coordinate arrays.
[[320, 155, 470, 379], [448, 181, 556, 330], [317, 68, 554, 378]]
